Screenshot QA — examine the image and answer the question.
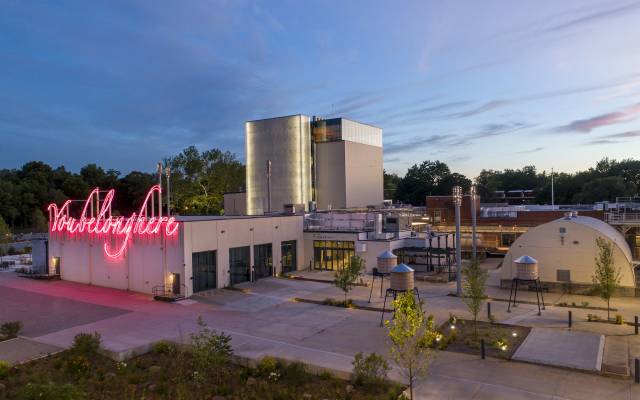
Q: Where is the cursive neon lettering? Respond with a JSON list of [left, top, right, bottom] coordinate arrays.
[[48, 185, 179, 259]]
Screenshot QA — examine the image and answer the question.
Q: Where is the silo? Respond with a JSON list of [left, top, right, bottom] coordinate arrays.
[[514, 255, 539, 280], [390, 263, 415, 291], [246, 115, 312, 215], [377, 250, 397, 274]]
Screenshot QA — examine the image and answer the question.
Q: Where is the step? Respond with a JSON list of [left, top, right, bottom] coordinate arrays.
[[601, 336, 629, 376]]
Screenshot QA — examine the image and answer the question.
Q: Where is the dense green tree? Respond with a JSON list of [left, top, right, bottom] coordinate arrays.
[[395, 160, 451, 205], [573, 176, 637, 203], [383, 170, 401, 201]]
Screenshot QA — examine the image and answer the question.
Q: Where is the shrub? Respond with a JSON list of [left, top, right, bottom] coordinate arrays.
[[615, 314, 624, 325], [581, 301, 590, 308], [20, 382, 85, 400], [0, 360, 11, 378], [153, 340, 176, 354], [352, 352, 390, 386], [256, 356, 279, 378], [65, 355, 91, 376], [70, 332, 101, 355], [190, 317, 233, 378], [281, 361, 308, 385], [0, 320, 23, 339]]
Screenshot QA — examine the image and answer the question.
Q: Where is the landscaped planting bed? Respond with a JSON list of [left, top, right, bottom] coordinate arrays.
[[438, 319, 531, 360], [0, 340, 403, 400]]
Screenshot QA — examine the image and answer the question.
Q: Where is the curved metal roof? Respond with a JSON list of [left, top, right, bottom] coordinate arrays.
[[556, 215, 632, 263]]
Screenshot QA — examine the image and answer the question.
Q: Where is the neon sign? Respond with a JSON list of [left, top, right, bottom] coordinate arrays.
[[48, 185, 179, 258]]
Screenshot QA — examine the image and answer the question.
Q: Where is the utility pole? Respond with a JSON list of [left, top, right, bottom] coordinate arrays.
[[470, 184, 477, 261], [266, 160, 272, 214], [157, 162, 163, 218], [453, 186, 463, 296], [165, 166, 171, 216], [551, 168, 555, 210]]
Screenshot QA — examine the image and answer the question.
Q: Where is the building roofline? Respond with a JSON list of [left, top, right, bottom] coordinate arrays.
[[245, 114, 308, 124]]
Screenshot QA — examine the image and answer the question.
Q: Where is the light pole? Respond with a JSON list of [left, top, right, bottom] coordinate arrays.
[[470, 184, 477, 261], [453, 185, 462, 296]]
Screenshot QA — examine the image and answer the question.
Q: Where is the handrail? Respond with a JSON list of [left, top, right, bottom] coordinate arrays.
[[152, 283, 186, 298]]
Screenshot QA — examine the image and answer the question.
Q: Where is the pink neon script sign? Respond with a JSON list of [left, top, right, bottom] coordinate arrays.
[[47, 185, 179, 258]]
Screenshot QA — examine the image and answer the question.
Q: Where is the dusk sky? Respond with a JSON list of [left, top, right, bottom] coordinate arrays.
[[1, 0, 639, 178]]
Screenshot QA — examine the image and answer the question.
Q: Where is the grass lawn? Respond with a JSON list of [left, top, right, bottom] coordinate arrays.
[[439, 319, 531, 360], [0, 345, 403, 400]]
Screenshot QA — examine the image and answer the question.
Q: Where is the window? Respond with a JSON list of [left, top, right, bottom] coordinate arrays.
[[434, 210, 441, 223], [313, 240, 355, 270]]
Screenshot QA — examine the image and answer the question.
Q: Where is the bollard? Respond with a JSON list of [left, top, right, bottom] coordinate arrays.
[[568, 310, 572, 328], [487, 302, 492, 320], [635, 316, 638, 335], [636, 358, 639, 384], [481, 339, 486, 359]]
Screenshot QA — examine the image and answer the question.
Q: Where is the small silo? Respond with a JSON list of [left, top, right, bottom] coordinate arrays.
[[390, 263, 414, 291], [514, 255, 539, 280], [377, 250, 397, 274]]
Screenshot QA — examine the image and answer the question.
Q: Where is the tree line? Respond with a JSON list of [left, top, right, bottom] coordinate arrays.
[[385, 157, 640, 206], [0, 146, 244, 232]]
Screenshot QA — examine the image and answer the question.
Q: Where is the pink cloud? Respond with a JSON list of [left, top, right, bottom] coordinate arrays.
[[560, 102, 640, 133]]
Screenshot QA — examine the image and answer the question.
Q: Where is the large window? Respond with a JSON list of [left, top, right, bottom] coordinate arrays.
[[313, 240, 355, 270], [254, 243, 273, 280], [229, 246, 250, 285], [281, 240, 297, 274]]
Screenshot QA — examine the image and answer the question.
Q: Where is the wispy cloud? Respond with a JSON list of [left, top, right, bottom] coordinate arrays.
[[583, 139, 620, 146], [558, 102, 640, 133], [603, 130, 640, 139], [516, 147, 544, 154], [544, 1, 640, 33]]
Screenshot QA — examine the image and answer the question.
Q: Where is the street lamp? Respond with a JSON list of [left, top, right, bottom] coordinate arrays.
[[470, 184, 477, 261], [453, 185, 462, 296]]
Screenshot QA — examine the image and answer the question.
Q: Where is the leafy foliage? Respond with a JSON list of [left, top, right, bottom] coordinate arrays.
[[0, 321, 22, 340], [20, 382, 85, 400], [461, 260, 489, 337], [190, 316, 233, 380], [592, 236, 622, 320], [0, 147, 244, 232], [70, 332, 102, 355], [351, 352, 390, 387], [385, 292, 433, 399], [334, 255, 365, 302]]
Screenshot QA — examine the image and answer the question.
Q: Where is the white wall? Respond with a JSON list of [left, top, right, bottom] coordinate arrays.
[[48, 228, 184, 294], [501, 218, 635, 287], [182, 215, 304, 296]]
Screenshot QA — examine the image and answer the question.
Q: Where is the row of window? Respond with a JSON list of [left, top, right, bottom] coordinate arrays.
[[313, 240, 355, 271]]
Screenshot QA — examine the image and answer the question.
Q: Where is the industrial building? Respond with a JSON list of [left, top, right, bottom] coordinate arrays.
[[245, 115, 383, 215], [500, 214, 636, 295]]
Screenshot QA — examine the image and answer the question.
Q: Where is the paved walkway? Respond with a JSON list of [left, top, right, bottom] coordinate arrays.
[[513, 328, 604, 371], [0, 337, 62, 364], [1, 273, 640, 399]]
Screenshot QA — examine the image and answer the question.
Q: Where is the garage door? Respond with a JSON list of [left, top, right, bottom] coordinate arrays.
[[229, 246, 250, 285], [192, 251, 216, 293]]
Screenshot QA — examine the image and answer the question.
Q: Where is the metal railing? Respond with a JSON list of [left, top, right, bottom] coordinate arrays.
[[152, 284, 186, 299], [605, 212, 640, 224]]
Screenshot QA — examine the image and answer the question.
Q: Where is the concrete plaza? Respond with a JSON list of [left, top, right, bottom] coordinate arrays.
[[1, 270, 639, 399]]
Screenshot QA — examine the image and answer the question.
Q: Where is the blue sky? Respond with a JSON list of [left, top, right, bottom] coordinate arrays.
[[1, 0, 639, 178]]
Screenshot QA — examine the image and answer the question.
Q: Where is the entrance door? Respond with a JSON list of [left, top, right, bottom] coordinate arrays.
[[229, 246, 250, 285], [52, 257, 60, 275], [253, 243, 272, 280], [192, 251, 217, 293], [281, 240, 297, 274]]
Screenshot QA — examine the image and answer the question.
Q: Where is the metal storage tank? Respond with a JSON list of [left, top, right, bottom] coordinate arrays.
[[514, 255, 539, 280], [246, 115, 313, 215], [377, 250, 397, 274], [390, 263, 414, 291]]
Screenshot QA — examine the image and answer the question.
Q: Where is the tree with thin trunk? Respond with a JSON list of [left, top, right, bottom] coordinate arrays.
[[385, 292, 433, 399], [461, 259, 488, 338], [334, 255, 365, 304], [592, 236, 621, 320]]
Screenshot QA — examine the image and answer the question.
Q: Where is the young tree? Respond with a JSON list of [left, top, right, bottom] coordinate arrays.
[[592, 237, 621, 320], [333, 255, 365, 304], [385, 292, 433, 399], [461, 260, 489, 337]]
